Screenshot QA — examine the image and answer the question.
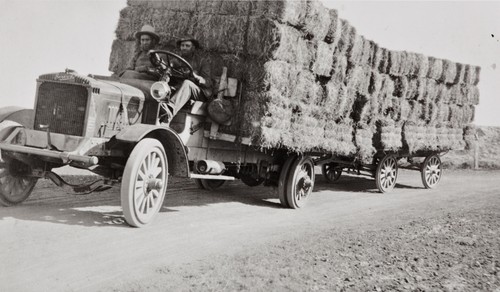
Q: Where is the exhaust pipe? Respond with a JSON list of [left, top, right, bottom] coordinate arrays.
[[195, 160, 226, 175]]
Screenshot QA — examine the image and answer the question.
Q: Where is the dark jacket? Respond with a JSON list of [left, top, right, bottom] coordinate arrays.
[[182, 52, 213, 98]]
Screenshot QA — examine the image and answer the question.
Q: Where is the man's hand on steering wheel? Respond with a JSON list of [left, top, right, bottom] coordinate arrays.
[[148, 50, 194, 81]]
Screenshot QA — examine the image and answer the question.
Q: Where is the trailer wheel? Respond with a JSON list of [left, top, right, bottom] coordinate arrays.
[[321, 163, 342, 183], [0, 159, 38, 207], [421, 154, 442, 189], [121, 139, 168, 227], [375, 155, 398, 193], [286, 156, 315, 209], [200, 179, 225, 190], [277, 155, 297, 207]]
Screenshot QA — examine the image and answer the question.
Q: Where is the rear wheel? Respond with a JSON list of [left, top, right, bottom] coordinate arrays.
[[121, 139, 168, 227], [321, 163, 342, 183], [421, 154, 442, 189], [0, 159, 38, 206], [285, 156, 315, 209], [375, 155, 398, 193], [277, 155, 297, 207]]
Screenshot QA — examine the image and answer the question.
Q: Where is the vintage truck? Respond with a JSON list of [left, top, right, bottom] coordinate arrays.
[[0, 51, 317, 227]]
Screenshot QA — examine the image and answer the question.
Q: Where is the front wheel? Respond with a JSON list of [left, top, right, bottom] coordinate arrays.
[[121, 139, 168, 227], [0, 159, 38, 206]]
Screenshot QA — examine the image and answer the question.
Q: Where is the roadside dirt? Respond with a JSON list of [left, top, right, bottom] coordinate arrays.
[[1, 169, 499, 291]]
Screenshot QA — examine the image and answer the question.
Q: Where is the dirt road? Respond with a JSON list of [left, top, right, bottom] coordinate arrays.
[[1, 169, 499, 291]]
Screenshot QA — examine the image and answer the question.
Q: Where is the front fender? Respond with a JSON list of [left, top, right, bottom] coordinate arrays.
[[115, 124, 189, 177], [0, 106, 34, 128]]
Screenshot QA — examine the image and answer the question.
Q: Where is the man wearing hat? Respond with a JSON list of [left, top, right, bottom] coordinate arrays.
[[161, 36, 213, 124], [121, 25, 161, 81]]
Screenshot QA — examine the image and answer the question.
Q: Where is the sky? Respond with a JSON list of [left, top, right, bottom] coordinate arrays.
[[0, 0, 499, 126]]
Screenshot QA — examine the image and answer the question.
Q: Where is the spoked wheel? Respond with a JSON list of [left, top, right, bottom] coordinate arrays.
[[421, 154, 442, 189], [375, 155, 398, 193], [121, 139, 168, 227], [200, 179, 225, 191], [285, 156, 315, 209], [321, 163, 342, 183], [0, 159, 38, 207], [277, 155, 297, 207]]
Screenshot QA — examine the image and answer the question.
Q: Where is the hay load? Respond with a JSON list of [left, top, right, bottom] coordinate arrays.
[[110, 0, 480, 158]]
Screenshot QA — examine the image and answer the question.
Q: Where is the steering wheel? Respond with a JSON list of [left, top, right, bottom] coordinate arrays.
[[148, 50, 194, 80]]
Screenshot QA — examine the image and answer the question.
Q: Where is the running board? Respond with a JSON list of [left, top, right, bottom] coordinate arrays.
[[189, 173, 235, 181]]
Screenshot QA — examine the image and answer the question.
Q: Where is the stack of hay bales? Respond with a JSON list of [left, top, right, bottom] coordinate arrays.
[[109, 0, 480, 163]]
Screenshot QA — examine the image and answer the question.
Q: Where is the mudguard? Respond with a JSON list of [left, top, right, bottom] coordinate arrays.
[[115, 124, 189, 177], [0, 106, 34, 128]]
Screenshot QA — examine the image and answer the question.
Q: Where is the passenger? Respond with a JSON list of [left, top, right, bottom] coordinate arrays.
[[160, 36, 213, 124], [120, 25, 161, 81]]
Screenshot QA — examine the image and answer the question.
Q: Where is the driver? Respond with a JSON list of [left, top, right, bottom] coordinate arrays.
[[160, 36, 213, 124], [120, 25, 161, 81]]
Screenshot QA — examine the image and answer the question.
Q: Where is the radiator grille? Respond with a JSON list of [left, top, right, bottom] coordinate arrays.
[[34, 82, 89, 136]]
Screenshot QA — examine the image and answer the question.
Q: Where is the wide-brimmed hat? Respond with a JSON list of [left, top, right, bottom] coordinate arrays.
[[135, 25, 160, 42], [176, 36, 201, 49]]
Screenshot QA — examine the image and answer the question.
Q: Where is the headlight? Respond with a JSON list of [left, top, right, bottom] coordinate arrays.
[[150, 81, 171, 101]]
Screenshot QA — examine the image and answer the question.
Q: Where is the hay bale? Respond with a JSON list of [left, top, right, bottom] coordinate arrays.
[[377, 47, 390, 74], [354, 123, 376, 164], [287, 111, 325, 151], [407, 100, 424, 124], [436, 100, 450, 124], [347, 34, 364, 64], [422, 78, 439, 103], [392, 76, 409, 98], [324, 9, 341, 46], [331, 55, 348, 84], [345, 64, 371, 96], [427, 57, 443, 80], [455, 63, 466, 84], [462, 105, 475, 125], [376, 119, 403, 151], [435, 83, 450, 104], [303, 0, 331, 40], [403, 123, 428, 153], [440, 59, 458, 84], [127, 0, 198, 11], [247, 18, 312, 68], [115, 6, 155, 41], [311, 41, 335, 77], [335, 19, 356, 56], [191, 13, 248, 53], [323, 120, 356, 155], [466, 85, 480, 105], [109, 39, 137, 74], [370, 43, 382, 70], [464, 64, 481, 85], [463, 124, 477, 150], [199, 0, 251, 16], [423, 100, 439, 126], [361, 39, 375, 67], [449, 104, 464, 128], [388, 51, 403, 76], [400, 99, 412, 121], [249, 0, 307, 28]]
